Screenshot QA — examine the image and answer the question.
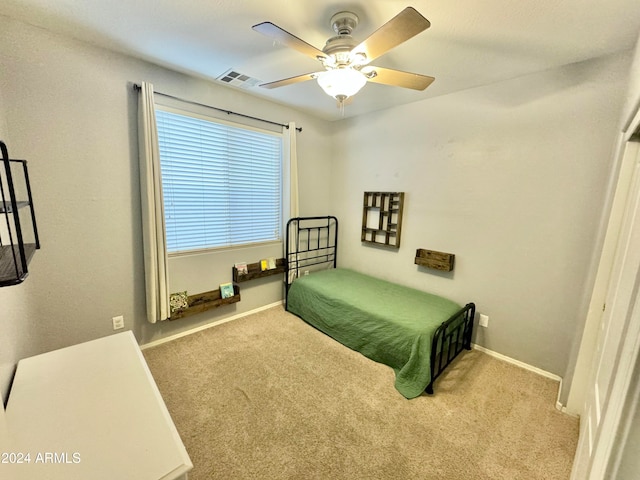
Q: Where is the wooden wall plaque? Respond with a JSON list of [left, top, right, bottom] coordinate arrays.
[[361, 191, 404, 249]]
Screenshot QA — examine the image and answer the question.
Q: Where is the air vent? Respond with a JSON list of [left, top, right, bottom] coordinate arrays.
[[216, 69, 261, 89]]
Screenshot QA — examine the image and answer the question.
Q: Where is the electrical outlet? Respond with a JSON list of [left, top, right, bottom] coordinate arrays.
[[479, 314, 489, 328], [304, 270, 310, 276], [112, 315, 124, 330]]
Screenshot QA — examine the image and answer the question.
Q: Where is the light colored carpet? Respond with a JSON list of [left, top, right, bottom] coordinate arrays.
[[144, 305, 579, 479]]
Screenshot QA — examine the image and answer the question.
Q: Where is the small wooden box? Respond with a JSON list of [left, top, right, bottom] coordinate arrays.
[[415, 249, 455, 272]]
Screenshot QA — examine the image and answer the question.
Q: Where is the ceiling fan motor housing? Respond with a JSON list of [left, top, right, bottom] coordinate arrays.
[[330, 11, 358, 35], [323, 35, 356, 64], [252, 7, 434, 96], [324, 11, 360, 67]]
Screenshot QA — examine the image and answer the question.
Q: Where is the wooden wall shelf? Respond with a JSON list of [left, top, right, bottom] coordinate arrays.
[[232, 258, 286, 283], [415, 249, 455, 272], [170, 285, 240, 321]]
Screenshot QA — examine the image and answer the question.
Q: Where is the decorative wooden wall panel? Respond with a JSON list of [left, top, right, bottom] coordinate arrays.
[[361, 192, 404, 249]]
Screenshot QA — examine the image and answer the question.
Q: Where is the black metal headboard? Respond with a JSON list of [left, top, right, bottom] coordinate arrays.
[[285, 216, 338, 304]]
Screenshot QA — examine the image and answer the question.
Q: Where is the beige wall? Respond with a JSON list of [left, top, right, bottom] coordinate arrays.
[[331, 52, 631, 379], [0, 16, 335, 402], [0, 71, 39, 407], [0, 13, 635, 409], [0, 77, 12, 420], [621, 32, 640, 132]]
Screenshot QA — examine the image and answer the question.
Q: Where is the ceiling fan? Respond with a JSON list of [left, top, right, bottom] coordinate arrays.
[[252, 7, 435, 106]]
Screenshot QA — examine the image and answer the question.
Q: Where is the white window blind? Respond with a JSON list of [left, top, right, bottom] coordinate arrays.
[[155, 107, 282, 253]]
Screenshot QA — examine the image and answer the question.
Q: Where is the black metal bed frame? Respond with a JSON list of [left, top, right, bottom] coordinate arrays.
[[285, 216, 475, 395], [427, 302, 475, 394], [285, 216, 338, 307]]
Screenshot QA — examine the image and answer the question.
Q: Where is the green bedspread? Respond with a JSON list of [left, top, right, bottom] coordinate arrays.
[[286, 268, 462, 399]]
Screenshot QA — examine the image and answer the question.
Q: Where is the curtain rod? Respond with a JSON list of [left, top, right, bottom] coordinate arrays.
[[133, 83, 302, 132]]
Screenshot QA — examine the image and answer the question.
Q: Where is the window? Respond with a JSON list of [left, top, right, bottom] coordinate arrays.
[[155, 106, 283, 254]]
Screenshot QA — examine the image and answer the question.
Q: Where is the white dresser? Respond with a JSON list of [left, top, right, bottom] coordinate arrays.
[[4, 331, 192, 480]]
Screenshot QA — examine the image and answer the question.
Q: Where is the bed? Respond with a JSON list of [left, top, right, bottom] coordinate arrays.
[[285, 216, 475, 398]]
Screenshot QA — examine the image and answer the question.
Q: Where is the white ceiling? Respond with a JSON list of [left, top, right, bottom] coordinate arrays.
[[2, 0, 640, 121]]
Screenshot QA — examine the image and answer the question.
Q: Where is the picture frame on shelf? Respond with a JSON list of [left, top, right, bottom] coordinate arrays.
[[234, 262, 248, 275], [169, 291, 189, 313], [219, 282, 235, 299]]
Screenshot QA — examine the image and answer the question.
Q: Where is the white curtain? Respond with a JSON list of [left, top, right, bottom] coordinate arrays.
[[138, 82, 170, 323], [283, 122, 299, 283], [284, 122, 299, 218]]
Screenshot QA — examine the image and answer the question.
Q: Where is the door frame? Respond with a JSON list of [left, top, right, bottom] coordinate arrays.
[[566, 139, 640, 415], [585, 154, 640, 478], [569, 105, 640, 479]]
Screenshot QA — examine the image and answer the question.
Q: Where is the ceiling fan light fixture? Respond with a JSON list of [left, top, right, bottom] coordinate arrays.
[[349, 51, 367, 65], [252, 7, 434, 108], [317, 68, 367, 100]]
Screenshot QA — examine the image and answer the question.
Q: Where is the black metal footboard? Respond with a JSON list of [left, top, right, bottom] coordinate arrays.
[[426, 303, 476, 394]]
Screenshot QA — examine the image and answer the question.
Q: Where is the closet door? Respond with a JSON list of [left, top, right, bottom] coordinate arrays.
[[571, 140, 640, 479]]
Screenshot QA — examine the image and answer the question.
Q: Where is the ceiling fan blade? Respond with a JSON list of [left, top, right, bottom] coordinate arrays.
[[259, 72, 320, 89], [252, 22, 327, 62], [352, 7, 430, 64], [363, 66, 435, 91]]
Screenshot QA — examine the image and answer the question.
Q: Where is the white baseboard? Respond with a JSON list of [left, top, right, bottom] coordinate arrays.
[[140, 313, 572, 413], [472, 343, 568, 412], [140, 301, 284, 351]]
